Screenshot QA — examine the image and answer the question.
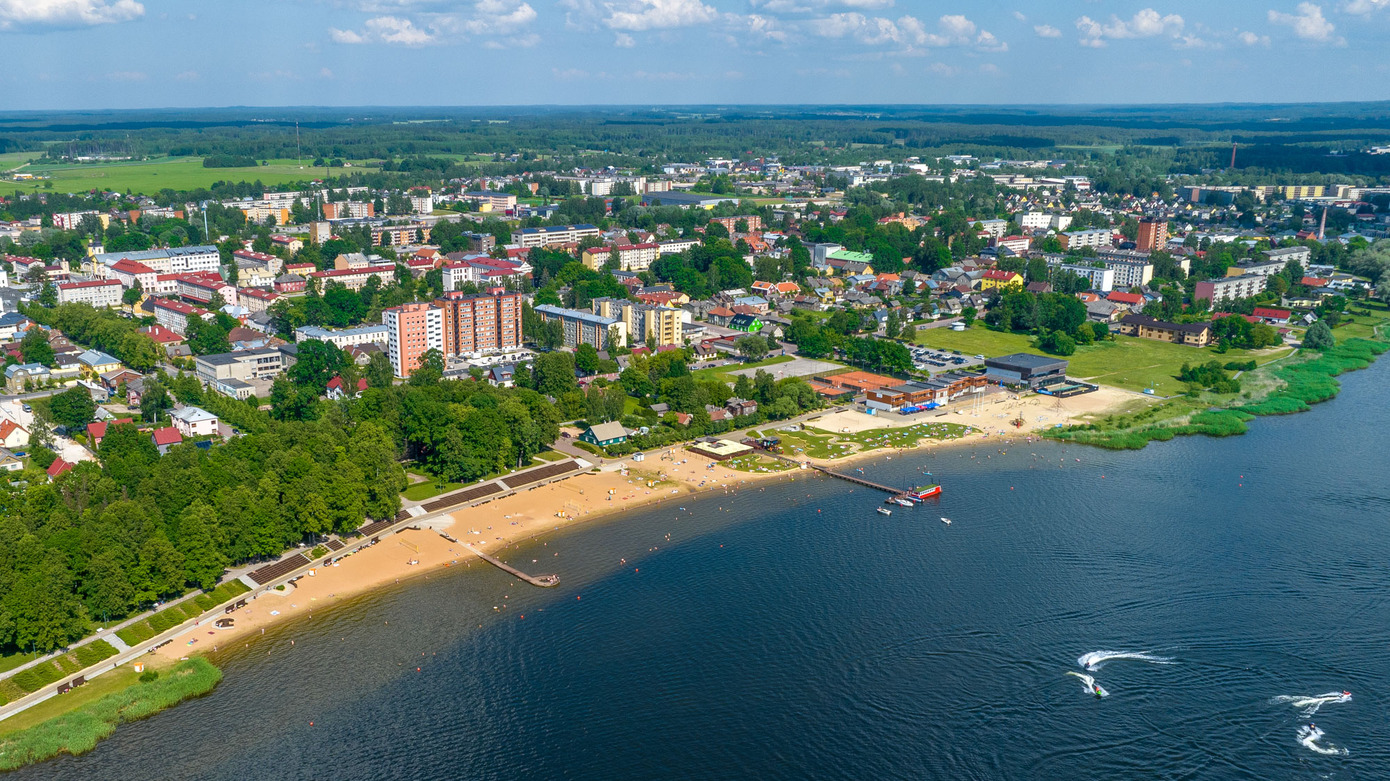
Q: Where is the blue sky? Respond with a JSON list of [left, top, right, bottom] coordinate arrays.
[[2, 0, 1389, 109]]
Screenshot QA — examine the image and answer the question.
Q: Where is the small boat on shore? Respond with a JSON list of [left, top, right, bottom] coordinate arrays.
[[876, 507, 893, 516], [905, 484, 942, 501]]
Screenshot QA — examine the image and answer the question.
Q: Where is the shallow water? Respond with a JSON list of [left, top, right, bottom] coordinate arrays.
[[20, 357, 1390, 780]]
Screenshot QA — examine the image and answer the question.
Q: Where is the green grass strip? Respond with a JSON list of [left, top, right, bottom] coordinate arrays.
[[0, 658, 222, 771]]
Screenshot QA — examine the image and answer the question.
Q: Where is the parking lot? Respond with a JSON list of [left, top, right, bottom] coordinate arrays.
[[911, 346, 984, 373]]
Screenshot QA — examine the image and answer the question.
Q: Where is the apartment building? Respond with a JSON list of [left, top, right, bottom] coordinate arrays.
[[533, 304, 626, 351], [659, 239, 699, 255], [591, 297, 684, 347], [109, 259, 159, 291], [434, 290, 522, 356], [57, 279, 122, 308], [151, 297, 212, 336], [373, 223, 430, 247], [1136, 218, 1168, 252], [238, 287, 281, 313], [1017, 212, 1073, 231], [465, 191, 518, 211], [1195, 274, 1268, 305], [384, 302, 444, 378], [1059, 229, 1114, 250], [1045, 258, 1115, 292], [580, 242, 660, 272], [309, 266, 396, 292], [321, 201, 374, 219], [93, 245, 220, 276], [196, 346, 293, 397], [710, 215, 763, 234], [514, 224, 601, 249], [1266, 246, 1312, 267], [295, 324, 391, 348]]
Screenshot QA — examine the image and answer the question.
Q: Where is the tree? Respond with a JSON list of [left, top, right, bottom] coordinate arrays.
[[48, 386, 96, 430], [20, 327, 54, 366], [176, 502, 228, 591], [407, 349, 444, 386], [120, 333, 161, 372], [139, 380, 172, 422], [366, 352, 394, 388], [288, 339, 348, 390], [534, 351, 578, 398], [1038, 330, 1077, 356], [122, 283, 143, 306], [574, 343, 600, 375], [37, 282, 57, 308], [885, 309, 901, 339], [1303, 320, 1335, 350], [736, 335, 769, 361], [961, 306, 977, 327]]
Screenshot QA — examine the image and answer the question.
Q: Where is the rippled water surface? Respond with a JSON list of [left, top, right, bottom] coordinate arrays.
[[20, 358, 1390, 780]]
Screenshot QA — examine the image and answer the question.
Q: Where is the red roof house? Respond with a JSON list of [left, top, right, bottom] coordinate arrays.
[[47, 458, 73, 480]]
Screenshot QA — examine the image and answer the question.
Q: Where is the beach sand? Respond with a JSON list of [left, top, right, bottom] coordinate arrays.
[[158, 388, 1139, 658]]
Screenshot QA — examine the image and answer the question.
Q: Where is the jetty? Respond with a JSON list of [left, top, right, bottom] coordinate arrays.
[[808, 464, 907, 495], [463, 544, 559, 587]]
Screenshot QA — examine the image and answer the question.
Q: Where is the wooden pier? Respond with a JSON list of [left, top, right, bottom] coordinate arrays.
[[463, 544, 559, 587], [808, 464, 907, 495]]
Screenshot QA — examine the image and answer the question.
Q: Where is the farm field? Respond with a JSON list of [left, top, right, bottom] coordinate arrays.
[[6, 157, 354, 194]]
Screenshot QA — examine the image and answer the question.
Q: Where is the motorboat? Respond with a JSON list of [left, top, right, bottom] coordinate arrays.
[[876, 507, 893, 516]]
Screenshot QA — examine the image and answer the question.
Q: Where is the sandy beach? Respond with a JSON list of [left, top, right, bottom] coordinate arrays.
[[158, 387, 1140, 659]]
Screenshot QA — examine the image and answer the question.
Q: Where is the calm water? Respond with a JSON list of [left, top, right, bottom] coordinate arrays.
[[20, 359, 1390, 780]]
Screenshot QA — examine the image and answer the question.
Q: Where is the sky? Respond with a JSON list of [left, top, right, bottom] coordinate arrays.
[[2, 0, 1390, 110]]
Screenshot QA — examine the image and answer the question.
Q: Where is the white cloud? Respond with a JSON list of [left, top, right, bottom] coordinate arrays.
[[328, 0, 537, 46], [329, 27, 367, 43], [1034, 24, 1060, 37], [1238, 30, 1271, 45], [1012, 11, 1026, 22], [1341, 0, 1389, 14], [808, 12, 1002, 51], [0, 0, 143, 29], [1076, 8, 1184, 47], [319, 67, 334, 78], [173, 70, 200, 82], [604, 0, 719, 31], [552, 67, 590, 80], [1268, 3, 1343, 43], [614, 32, 635, 45]]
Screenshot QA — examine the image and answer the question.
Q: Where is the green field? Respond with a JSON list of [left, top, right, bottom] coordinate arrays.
[[691, 354, 801, 384], [915, 324, 1293, 395], [6, 156, 353, 195]]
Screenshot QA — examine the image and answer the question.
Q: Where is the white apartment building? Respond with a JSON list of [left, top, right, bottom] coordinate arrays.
[[974, 219, 1008, 240], [1060, 229, 1114, 250], [1017, 212, 1073, 231], [1195, 274, 1268, 305], [295, 324, 391, 348], [1045, 259, 1115, 292], [57, 279, 123, 308], [514, 224, 601, 249], [93, 245, 220, 276], [1103, 259, 1154, 289], [1266, 246, 1312, 267]]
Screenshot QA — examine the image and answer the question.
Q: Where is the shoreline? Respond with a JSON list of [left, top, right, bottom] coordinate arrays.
[[155, 388, 1124, 660]]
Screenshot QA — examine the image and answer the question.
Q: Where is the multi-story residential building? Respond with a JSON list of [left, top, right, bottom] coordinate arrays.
[[93, 245, 220, 276], [1195, 274, 1268, 305], [52, 211, 104, 230], [109, 259, 159, 291], [465, 191, 517, 211], [372, 223, 430, 247], [464, 232, 496, 253], [1266, 246, 1312, 267], [309, 266, 396, 292], [996, 235, 1030, 254], [514, 224, 601, 249], [1136, 218, 1168, 252], [441, 257, 530, 291], [178, 274, 236, 308], [973, 218, 1008, 240], [1059, 229, 1114, 250], [151, 297, 212, 336], [533, 304, 626, 351], [710, 215, 764, 234], [1017, 212, 1073, 231], [233, 249, 283, 275], [1115, 314, 1212, 347], [433, 290, 522, 356], [57, 279, 123, 307], [383, 302, 444, 378], [979, 270, 1024, 291], [658, 239, 699, 255], [580, 243, 660, 272], [237, 287, 282, 313], [1228, 260, 1286, 278], [591, 297, 685, 347], [409, 193, 434, 215], [295, 324, 391, 348], [321, 201, 375, 219], [1045, 259, 1115, 292]]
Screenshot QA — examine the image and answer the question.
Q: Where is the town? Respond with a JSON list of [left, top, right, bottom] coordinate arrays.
[[0, 108, 1389, 763]]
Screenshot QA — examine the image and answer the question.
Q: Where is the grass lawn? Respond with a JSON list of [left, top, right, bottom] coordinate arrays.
[[0, 651, 42, 676], [402, 479, 465, 502], [0, 666, 141, 738], [691, 354, 797, 384], [533, 450, 568, 463], [8, 156, 359, 195], [113, 581, 250, 647], [916, 324, 1293, 395], [723, 454, 796, 474]]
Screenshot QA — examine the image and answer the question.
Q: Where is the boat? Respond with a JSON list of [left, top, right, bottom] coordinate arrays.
[[940, 517, 952, 525], [890, 497, 914, 507], [876, 507, 893, 516], [905, 484, 942, 501]]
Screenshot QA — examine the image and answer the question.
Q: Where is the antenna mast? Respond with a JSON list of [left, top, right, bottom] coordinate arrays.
[[1229, 142, 1237, 170]]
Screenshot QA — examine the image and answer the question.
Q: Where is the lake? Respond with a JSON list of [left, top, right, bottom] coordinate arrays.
[[19, 357, 1390, 780]]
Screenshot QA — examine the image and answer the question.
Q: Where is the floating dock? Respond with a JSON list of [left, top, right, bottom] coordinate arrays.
[[463, 544, 559, 587]]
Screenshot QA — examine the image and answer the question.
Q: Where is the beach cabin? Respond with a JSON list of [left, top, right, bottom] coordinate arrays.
[[580, 421, 629, 448]]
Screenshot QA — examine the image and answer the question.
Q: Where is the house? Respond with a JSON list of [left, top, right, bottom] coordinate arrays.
[[169, 406, 219, 438], [0, 447, 21, 472], [580, 421, 629, 448], [1106, 291, 1144, 308], [1115, 314, 1212, 347], [1252, 307, 1292, 325], [979, 270, 1024, 291], [5, 363, 50, 393], [76, 349, 122, 376], [728, 314, 763, 332], [0, 419, 29, 449], [705, 306, 736, 326], [87, 417, 134, 448], [47, 458, 74, 480], [101, 368, 142, 395], [325, 375, 368, 399], [1026, 281, 1053, 294], [725, 398, 758, 417], [152, 426, 183, 454], [487, 365, 516, 388]]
